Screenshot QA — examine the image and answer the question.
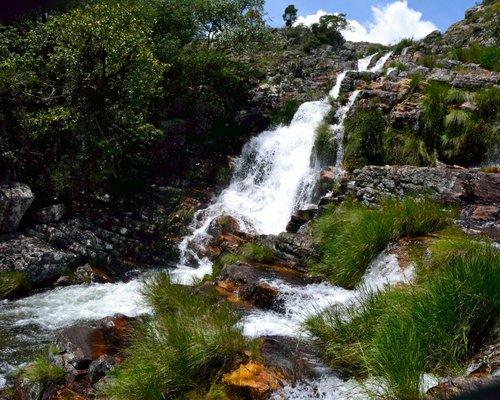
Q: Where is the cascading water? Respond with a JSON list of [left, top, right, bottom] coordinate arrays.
[[0, 52, 396, 393]]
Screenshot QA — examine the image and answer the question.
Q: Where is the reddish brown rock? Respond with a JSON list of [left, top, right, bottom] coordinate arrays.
[[222, 362, 284, 399]]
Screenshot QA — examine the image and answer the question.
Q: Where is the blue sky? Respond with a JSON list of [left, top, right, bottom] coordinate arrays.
[[264, 0, 479, 44]]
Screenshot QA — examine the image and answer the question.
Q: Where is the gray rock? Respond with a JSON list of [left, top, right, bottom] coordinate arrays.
[[0, 183, 34, 232], [32, 203, 67, 223]]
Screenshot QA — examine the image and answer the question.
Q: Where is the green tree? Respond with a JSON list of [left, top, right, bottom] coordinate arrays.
[[0, 0, 164, 194], [283, 4, 298, 27]]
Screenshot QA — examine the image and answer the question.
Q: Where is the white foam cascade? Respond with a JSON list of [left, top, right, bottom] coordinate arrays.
[[241, 251, 414, 338], [174, 51, 394, 282]]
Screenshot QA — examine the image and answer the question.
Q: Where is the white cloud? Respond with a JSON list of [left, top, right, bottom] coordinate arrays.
[[295, 9, 328, 26], [295, 1, 438, 45]]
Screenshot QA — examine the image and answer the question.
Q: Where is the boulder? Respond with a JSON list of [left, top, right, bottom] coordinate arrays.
[[52, 315, 133, 382], [0, 183, 34, 232], [32, 204, 67, 223], [222, 362, 283, 399]]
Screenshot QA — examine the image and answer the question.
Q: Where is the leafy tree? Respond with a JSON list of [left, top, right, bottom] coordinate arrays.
[[0, 0, 164, 194], [283, 4, 298, 27]]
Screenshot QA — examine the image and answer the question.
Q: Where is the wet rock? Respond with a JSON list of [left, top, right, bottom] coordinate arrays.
[[207, 215, 240, 238], [0, 234, 81, 287], [222, 362, 283, 399], [286, 207, 318, 233], [0, 183, 34, 232], [51, 314, 133, 389], [32, 204, 67, 223], [260, 233, 316, 272]]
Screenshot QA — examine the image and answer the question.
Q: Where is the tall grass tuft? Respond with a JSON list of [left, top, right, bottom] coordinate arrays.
[[102, 273, 244, 400], [306, 233, 500, 399], [22, 350, 65, 384], [0, 271, 30, 299], [239, 243, 275, 263], [310, 197, 452, 288]]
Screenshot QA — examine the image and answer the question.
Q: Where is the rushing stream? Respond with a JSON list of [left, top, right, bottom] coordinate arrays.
[[0, 53, 395, 394]]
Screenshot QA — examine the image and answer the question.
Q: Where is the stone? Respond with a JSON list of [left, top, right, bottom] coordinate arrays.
[[207, 215, 240, 238], [0, 183, 34, 232], [222, 362, 283, 399], [32, 204, 67, 223]]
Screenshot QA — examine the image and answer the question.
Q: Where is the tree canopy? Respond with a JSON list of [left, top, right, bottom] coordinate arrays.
[[283, 4, 298, 27]]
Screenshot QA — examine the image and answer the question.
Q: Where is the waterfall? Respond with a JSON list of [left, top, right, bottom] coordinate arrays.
[[174, 52, 394, 282], [0, 52, 395, 389]]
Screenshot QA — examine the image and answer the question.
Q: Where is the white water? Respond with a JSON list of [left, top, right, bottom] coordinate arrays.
[[242, 252, 414, 338]]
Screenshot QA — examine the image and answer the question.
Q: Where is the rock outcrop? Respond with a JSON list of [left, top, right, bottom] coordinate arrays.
[[0, 183, 34, 233]]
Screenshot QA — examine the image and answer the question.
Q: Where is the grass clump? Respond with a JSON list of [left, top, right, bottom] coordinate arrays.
[[0, 271, 30, 299], [22, 350, 65, 384], [240, 243, 275, 263], [306, 233, 500, 399], [102, 273, 244, 400], [312, 121, 337, 166], [310, 197, 452, 288]]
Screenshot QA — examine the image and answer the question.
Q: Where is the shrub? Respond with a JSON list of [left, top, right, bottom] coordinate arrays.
[[392, 38, 413, 55], [0, 271, 30, 299], [383, 128, 433, 166], [343, 106, 386, 171], [306, 234, 500, 399], [102, 273, 244, 400], [309, 197, 452, 288], [269, 97, 301, 125]]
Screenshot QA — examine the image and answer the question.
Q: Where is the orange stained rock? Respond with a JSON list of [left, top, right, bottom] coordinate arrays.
[[222, 362, 283, 393]]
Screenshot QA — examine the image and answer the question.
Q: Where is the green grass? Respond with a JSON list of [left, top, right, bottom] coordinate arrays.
[[22, 350, 65, 383], [0, 271, 30, 299], [310, 197, 452, 288], [239, 243, 275, 263], [313, 121, 337, 166], [102, 273, 244, 400], [306, 233, 500, 399]]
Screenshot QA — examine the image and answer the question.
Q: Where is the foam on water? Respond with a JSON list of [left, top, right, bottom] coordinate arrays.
[[241, 251, 415, 338], [2, 280, 149, 330]]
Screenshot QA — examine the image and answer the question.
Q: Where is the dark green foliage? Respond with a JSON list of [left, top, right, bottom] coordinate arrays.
[[302, 14, 348, 52], [283, 4, 298, 27], [312, 121, 337, 165], [383, 128, 433, 166], [449, 43, 500, 72], [103, 273, 244, 400], [269, 98, 301, 125], [306, 234, 500, 399], [417, 54, 437, 69], [310, 197, 452, 288], [0, 0, 163, 193], [392, 37, 413, 55], [343, 106, 386, 171]]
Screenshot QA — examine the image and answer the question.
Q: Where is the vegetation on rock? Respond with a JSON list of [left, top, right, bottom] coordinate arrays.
[[309, 197, 453, 288], [102, 273, 245, 400], [306, 230, 500, 399], [0, 270, 30, 299]]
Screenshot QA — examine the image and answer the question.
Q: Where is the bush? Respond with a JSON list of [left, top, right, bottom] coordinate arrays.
[[306, 234, 500, 399], [0, 271, 30, 299], [102, 273, 244, 400], [392, 38, 413, 55], [343, 106, 386, 171], [309, 197, 452, 288], [269, 97, 301, 126]]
